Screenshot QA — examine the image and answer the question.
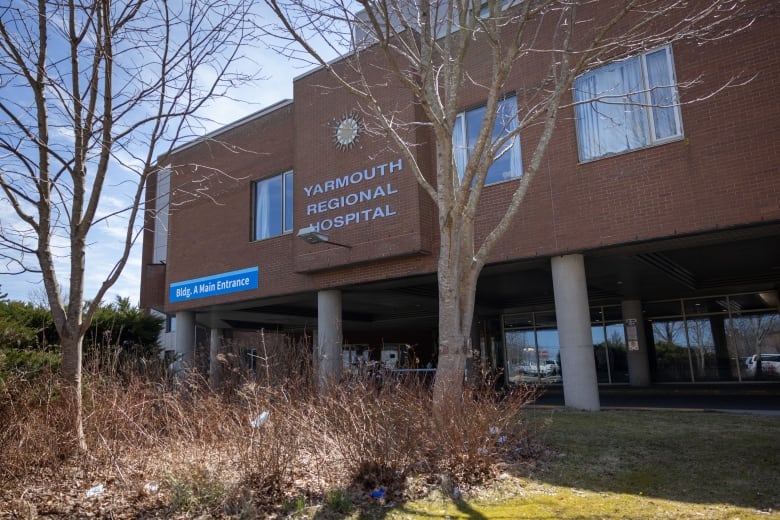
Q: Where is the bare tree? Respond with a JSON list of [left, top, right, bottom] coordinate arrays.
[[685, 318, 713, 377], [731, 314, 779, 356], [653, 320, 684, 346], [0, 0, 261, 449], [262, 0, 767, 412]]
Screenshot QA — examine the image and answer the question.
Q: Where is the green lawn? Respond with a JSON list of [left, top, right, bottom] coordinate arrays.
[[381, 409, 780, 520]]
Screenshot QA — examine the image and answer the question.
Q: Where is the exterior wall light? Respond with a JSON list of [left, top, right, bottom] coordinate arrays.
[[297, 226, 351, 248]]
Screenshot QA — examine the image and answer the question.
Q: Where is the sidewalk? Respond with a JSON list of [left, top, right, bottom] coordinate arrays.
[[531, 382, 780, 415]]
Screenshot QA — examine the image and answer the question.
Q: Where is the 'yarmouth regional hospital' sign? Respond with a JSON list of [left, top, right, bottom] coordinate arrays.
[[169, 266, 259, 303], [302, 158, 403, 232]]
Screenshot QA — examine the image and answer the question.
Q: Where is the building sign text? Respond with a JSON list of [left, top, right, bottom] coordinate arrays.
[[170, 266, 259, 303], [302, 158, 402, 232]]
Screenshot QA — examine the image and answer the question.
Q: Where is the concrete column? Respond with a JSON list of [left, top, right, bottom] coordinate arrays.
[[551, 254, 600, 411], [209, 328, 222, 388], [621, 299, 651, 386], [174, 311, 196, 375], [317, 289, 343, 392]]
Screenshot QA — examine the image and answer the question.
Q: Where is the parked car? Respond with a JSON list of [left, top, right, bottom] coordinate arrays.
[[516, 359, 560, 377], [745, 354, 780, 378], [540, 359, 560, 376]]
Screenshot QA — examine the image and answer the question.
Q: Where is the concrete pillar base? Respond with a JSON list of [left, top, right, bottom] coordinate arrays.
[[317, 289, 343, 392], [552, 254, 600, 411], [174, 311, 196, 376]]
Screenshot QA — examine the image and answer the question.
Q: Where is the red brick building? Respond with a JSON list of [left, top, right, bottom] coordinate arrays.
[[140, 2, 780, 405]]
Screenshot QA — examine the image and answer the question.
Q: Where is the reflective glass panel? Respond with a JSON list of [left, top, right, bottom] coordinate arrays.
[[652, 319, 692, 381]]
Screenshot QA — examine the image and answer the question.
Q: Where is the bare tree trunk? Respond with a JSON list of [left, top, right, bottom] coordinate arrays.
[[60, 334, 86, 452], [433, 336, 467, 410], [432, 232, 476, 415]]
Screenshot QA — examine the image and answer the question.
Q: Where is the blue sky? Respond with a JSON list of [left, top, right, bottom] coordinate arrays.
[[1, 5, 346, 306]]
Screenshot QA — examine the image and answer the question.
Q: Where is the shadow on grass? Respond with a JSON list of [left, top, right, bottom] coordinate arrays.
[[452, 499, 490, 520], [528, 408, 780, 512], [308, 499, 490, 520]]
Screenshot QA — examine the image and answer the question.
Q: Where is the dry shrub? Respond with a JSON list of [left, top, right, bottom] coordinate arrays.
[[213, 331, 314, 396], [269, 378, 539, 498], [1, 348, 541, 517], [425, 384, 539, 486], [302, 381, 431, 492], [231, 382, 305, 501], [0, 370, 80, 473]]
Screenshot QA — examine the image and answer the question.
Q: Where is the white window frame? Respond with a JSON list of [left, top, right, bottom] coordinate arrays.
[[573, 45, 683, 163]]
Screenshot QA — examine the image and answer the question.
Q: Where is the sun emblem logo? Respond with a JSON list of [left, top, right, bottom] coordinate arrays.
[[333, 112, 361, 150]]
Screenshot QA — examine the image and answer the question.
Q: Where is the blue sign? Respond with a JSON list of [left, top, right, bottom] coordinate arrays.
[[170, 266, 259, 303]]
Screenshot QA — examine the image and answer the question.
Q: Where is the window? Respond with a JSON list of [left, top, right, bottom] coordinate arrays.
[[478, 0, 520, 18], [253, 171, 293, 240], [153, 166, 170, 264], [453, 95, 522, 186], [573, 45, 682, 162]]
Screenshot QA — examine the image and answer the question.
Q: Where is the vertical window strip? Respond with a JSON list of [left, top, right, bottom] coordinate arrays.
[[453, 113, 467, 183], [283, 171, 294, 234], [643, 47, 681, 142], [153, 166, 170, 264]]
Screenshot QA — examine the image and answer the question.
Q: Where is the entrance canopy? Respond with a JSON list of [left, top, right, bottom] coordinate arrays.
[[190, 223, 780, 334]]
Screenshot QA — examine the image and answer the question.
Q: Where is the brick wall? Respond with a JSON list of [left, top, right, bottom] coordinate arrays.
[[143, 3, 779, 313]]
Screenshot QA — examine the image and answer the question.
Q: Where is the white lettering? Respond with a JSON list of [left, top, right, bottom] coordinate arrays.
[[304, 184, 399, 215], [216, 277, 250, 291], [389, 158, 402, 172], [302, 159, 403, 197], [300, 158, 404, 235], [175, 287, 192, 299], [308, 204, 398, 232]]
